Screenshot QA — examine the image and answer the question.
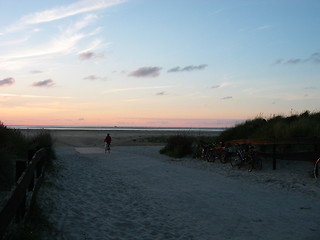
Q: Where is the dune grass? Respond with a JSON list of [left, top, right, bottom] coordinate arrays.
[[217, 111, 320, 142], [0, 122, 55, 190], [160, 111, 320, 158]]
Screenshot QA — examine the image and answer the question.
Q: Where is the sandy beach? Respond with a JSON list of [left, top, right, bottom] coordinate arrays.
[[36, 130, 320, 239]]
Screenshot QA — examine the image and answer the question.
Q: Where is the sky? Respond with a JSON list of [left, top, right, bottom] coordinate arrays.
[[0, 0, 320, 127]]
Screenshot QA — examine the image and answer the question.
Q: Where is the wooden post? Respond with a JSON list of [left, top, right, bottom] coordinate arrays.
[[272, 144, 277, 170]]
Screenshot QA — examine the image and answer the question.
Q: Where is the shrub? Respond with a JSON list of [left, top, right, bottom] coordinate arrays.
[[217, 111, 320, 142], [0, 123, 55, 189], [160, 134, 194, 158]]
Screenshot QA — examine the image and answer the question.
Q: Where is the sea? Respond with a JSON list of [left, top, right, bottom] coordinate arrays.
[[8, 125, 227, 133]]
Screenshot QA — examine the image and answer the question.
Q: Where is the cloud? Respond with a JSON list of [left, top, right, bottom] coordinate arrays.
[[221, 96, 232, 100], [0, 93, 72, 99], [30, 70, 44, 74], [0, 78, 15, 87], [32, 79, 55, 87], [105, 86, 170, 93], [2, 15, 94, 62], [168, 64, 208, 73], [78, 118, 85, 121], [274, 52, 320, 65], [156, 91, 167, 96], [256, 25, 271, 30], [1, 4, 115, 71], [83, 75, 108, 81], [129, 67, 162, 78], [211, 85, 220, 89], [79, 51, 105, 60], [4, 0, 126, 33]]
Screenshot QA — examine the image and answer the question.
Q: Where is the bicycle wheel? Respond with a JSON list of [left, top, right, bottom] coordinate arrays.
[[314, 158, 320, 179], [231, 155, 241, 168], [246, 156, 254, 172], [206, 150, 215, 162], [220, 150, 228, 163]]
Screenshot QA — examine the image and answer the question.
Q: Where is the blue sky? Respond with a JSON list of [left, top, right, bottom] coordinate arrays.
[[0, 0, 319, 127]]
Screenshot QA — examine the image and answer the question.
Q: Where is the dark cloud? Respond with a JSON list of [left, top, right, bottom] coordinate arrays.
[[129, 67, 162, 78], [168, 64, 208, 73], [308, 52, 320, 63], [79, 51, 105, 60], [32, 79, 55, 87], [83, 75, 108, 81], [78, 118, 85, 121], [211, 85, 220, 89], [221, 96, 232, 100], [0, 77, 15, 87], [156, 91, 167, 96], [79, 51, 94, 60], [274, 52, 320, 65], [286, 58, 302, 64]]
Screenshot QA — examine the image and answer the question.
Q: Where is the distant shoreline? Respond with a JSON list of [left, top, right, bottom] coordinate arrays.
[[8, 125, 227, 132], [19, 128, 222, 147]]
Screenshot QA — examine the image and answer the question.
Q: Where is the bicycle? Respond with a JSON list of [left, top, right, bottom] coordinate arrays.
[[314, 157, 320, 179], [230, 144, 262, 172], [206, 144, 230, 163], [194, 142, 211, 161], [105, 143, 111, 153]]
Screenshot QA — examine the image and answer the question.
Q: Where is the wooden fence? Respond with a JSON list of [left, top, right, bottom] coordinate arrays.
[[0, 148, 49, 239], [225, 137, 320, 170]]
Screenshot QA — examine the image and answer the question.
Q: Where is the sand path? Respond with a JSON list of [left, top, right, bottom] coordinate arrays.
[[38, 145, 320, 240]]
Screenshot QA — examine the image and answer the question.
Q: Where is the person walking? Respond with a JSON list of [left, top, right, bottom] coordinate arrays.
[[104, 133, 112, 153]]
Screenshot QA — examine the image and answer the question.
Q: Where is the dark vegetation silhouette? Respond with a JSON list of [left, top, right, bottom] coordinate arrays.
[[161, 111, 320, 158], [0, 122, 55, 190]]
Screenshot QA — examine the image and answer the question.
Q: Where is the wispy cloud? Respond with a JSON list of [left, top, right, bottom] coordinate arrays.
[[256, 25, 271, 30], [0, 93, 71, 99], [156, 91, 167, 96], [32, 79, 55, 88], [83, 75, 108, 81], [105, 86, 170, 93], [79, 51, 105, 60], [0, 78, 15, 87], [0, 1, 123, 71], [168, 64, 208, 73], [221, 96, 232, 100], [4, 0, 126, 33], [30, 70, 44, 74], [274, 52, 320, 65], [129, 67, 162, 78]]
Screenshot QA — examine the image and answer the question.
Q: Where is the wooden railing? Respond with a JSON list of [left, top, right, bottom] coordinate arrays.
[[0, 148, 49, 239], [225, 137, 320, 170]]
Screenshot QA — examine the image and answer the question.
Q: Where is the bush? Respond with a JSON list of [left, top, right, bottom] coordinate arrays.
[[160, 134, 194, 158], [0, 122, 55, 189], [217, 111, 320, 142]]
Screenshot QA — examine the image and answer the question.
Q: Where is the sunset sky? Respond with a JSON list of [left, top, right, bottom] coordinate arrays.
[[1, 0, 320, 127]]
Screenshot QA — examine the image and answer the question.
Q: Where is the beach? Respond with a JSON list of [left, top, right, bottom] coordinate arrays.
[[36, 130, 320, 239]]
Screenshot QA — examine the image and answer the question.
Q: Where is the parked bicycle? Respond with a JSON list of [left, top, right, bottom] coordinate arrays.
[[195, 142, 230, 163], [230, 144, 262, 172], [194, 142, 212, 161]]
